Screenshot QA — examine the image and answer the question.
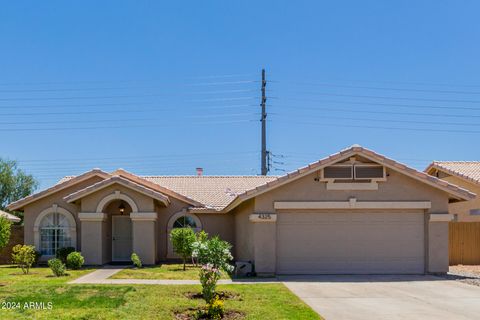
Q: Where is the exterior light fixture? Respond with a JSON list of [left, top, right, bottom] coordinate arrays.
[[119, 203, 126, 215]]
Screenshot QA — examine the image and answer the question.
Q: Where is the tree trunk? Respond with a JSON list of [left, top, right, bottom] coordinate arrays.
[[183, 257, 186, 271]]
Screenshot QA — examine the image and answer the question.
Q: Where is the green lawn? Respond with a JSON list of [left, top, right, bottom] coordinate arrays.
[[0, 265, 321, 320], [111, 263, 231, 280]]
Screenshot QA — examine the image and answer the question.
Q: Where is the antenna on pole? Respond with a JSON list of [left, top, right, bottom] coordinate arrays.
[[260, 68, 268, 175]]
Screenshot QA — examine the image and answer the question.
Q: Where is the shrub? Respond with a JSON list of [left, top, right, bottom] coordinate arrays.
[[56, 247, 75, 263], [0, 217, 11, 251], [33, 251, 42, 267], [170, 227, 196, 271], [66, 252, 84, 270], [192, 236, 234, 273], [131, 253, 142, 268], [48, 258, 66, 277], [11, 244, 36, 274], [197, 296, 224, 320]]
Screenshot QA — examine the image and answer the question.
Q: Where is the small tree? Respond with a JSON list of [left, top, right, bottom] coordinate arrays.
[[192, 236, 234, 272], [11, 244, 36, 274], [0, 216, 11, 251], [192, 236, 234, 305], [170, 227, 196, 271]]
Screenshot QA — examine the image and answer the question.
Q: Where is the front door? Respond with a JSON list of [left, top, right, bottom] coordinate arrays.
[[112, 216, 132, 261]]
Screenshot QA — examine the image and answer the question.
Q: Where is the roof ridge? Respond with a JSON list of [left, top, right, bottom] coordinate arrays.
[[141, 175, 279, 178]]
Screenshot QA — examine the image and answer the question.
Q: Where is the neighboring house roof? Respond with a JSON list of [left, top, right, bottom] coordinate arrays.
[[425, 161, 480, 185], [6, 169, 111, 211], [0, 210, 21, 223], [63, 176, 171, 207], [222, 145, 476, 212]]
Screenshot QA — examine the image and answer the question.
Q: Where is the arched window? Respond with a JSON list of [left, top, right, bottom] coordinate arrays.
[[167, 212, 202, 258], [173, 215, 198, 229], [39, 212, 73, 256]]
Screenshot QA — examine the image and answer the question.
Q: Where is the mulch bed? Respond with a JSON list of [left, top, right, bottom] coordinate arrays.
[[175, 308, 244, 320], [184, 291, 242, 301]]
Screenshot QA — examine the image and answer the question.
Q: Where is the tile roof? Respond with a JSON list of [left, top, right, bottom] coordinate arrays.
[[142, 176, 277, 209], [426, 161, 480, 185], [221, 145, 476, 211], [0, 209, 21, 222]]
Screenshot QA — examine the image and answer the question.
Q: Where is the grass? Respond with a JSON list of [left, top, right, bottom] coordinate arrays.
[[0, 265, 322, 319], [111, 263, 231, 280]]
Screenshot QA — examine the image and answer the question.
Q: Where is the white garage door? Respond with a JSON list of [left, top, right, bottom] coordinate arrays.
[[276, 211, 425, 274]]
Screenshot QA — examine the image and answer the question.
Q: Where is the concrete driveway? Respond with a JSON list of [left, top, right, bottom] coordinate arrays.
[[282, 275, 480, 320]]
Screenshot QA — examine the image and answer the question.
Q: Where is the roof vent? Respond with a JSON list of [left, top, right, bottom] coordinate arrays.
[[196, 167, 203, 176]]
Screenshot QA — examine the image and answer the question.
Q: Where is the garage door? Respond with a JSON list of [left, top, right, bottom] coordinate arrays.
[[277, 211, 425, 274]]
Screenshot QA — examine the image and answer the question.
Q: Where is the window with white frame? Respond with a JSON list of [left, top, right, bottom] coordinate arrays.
[[39, 212, 72, 255]]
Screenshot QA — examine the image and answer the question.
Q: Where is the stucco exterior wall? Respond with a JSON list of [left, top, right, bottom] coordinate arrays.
[[248, 168, 451, 274], [80, 184, 155, 212], [22, 176, 104, 251], [254, 169, 449, 214], [437, 175, 480, 222], [233, 199, 255, 261]]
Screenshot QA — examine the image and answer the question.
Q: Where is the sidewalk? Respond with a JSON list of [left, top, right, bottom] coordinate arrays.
[[69, 266, 279, 285]]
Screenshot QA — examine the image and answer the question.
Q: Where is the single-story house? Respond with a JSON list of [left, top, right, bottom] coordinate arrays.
[[425, 162, 480, 222], [7, 145, 475, 275], [0, 209, 21, 223]]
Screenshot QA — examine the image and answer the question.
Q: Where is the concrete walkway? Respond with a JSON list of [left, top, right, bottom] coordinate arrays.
[[69, 266, 279, 285]]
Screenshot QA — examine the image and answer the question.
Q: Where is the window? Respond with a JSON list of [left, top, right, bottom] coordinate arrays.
[[173, 215, 197, 228], [39, 212, 72, 256]]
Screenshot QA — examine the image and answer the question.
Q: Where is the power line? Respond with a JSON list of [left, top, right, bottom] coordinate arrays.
[[277, 97, 480, 111], [0, 104, 256, 117], [0, 119, 256, 132], [276, 105, 480, 119], [280, 81, 480, 95], [0, 113, 258, 126], [272, 114, 479, 127], [280, 91, 480, 104], [285, 120, 480, 134]]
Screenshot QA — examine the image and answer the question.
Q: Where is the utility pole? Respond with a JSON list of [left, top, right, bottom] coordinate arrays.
[[260, 68, 268, 175]]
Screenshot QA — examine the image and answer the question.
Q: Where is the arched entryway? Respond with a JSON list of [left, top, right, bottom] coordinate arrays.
[[103, 199, 133, 262]]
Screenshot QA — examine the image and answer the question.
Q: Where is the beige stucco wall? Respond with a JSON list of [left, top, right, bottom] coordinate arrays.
[[254, 169, 449, 213], [437, 175, 480, 222], [22, 176, 105, 252], [233, 199, 255, 261], [245, 168, 451, 274], [80, 184, 155, 213]]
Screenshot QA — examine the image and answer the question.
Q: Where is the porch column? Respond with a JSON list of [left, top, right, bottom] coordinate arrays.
[[249, 213, 277, 276], [78, 212, 107, 265], [130, 212, 158, 265], [427, 213, 454, 273]]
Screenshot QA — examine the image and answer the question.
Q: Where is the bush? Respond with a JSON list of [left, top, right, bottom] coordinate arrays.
[[170, 227, 196, 271], [0, 217, 11, 251], [192, 236, 234, 273], [34, 251, 42, 267], [48, 258, 66, 277], [56, 247, 75, 263], [131, 253, 142, 268], [66, 252, 84, 270], [11, 244, 36, 274], [197, 296, 224, 320]]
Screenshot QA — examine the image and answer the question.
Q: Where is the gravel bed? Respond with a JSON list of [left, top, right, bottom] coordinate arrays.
[[444, 265, 480, 287]]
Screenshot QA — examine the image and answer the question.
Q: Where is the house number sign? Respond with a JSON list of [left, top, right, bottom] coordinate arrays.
[[258, 213, 272, 220]]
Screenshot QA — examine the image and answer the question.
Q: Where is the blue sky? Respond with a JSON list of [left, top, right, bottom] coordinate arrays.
[[1, 1, 480, 189]]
